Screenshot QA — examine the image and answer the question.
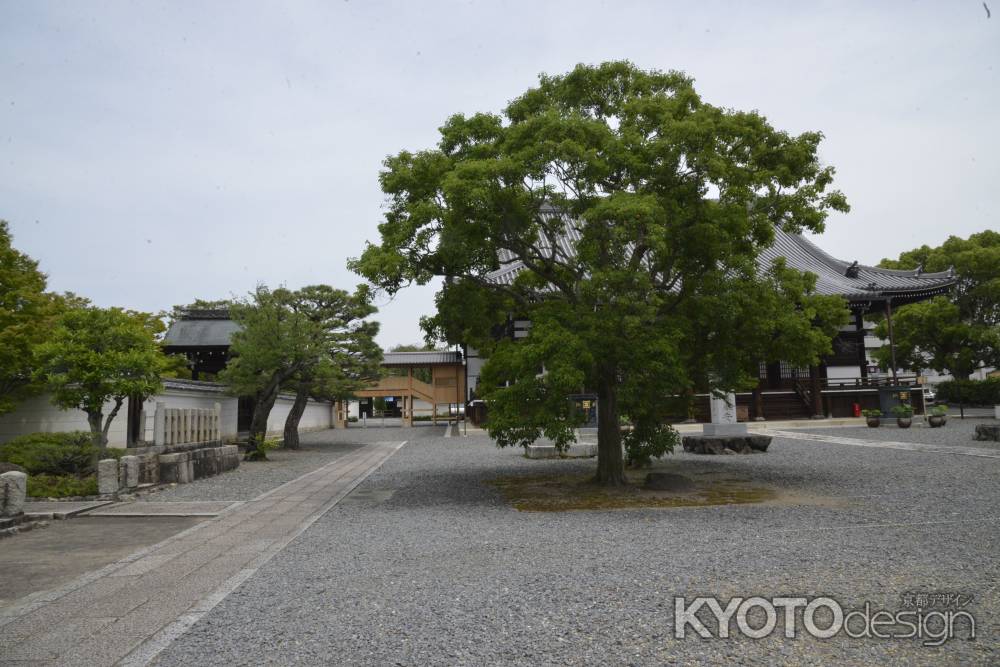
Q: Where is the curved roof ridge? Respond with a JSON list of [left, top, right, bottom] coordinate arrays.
[[789, 230, 952, 280]]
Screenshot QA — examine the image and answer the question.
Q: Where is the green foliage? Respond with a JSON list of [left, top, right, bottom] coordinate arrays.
[[877, 231, 1000, 378], [891, 404, 914, 417], [623, 423, 680, 468], [220, 284, 380, 458], [350, 62, 849, 483], [0, 221, 71, 413], [27, 474, 98, 498], [861, 409, 882, 418], [0, 431, 97, 476], [34, 306, 167, 447], [929, 404, 949, 416], [873, 297, 998, 380], [937, 378, 1000, 405]]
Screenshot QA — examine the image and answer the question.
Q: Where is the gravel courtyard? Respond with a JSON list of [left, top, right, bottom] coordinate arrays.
[[155, 423, 999, 666]]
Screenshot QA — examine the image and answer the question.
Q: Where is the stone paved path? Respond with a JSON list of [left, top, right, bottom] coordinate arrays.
[[0, 439, 405, 666], [87, 502, 240, 517], [764, 429, 1000, 458]]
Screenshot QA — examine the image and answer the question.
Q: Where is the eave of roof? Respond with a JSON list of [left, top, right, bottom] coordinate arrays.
[[484, 210, 957, 302]]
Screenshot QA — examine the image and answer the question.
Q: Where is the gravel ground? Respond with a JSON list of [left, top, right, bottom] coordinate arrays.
[[137, 431, 366, 502], [797, 416, 1000, 449], [156, 424, 998, 666]]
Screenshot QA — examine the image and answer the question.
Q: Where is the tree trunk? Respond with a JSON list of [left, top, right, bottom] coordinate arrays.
[[594, 374, 626, 486], [86, 410, 105, 449], [247, 385, 279, 460], [282, 384, 310, 450], [102, 398, 124, 445]]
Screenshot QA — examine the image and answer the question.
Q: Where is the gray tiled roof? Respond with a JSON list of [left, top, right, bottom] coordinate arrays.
[[381, 351, 462, 366], [162, 318, 242, 347], [485, 208, 955, 302]]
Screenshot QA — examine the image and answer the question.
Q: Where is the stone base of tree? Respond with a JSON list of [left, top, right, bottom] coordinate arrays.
[[682, 434, 772, 455], [974, 424, 1000, 442], [525, 442, 598, 459]]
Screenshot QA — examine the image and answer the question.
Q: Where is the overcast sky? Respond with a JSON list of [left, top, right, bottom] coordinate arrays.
[[1, 1, 997, 349]]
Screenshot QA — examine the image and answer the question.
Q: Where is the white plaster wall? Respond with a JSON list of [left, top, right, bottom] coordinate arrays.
[[265, 396, 332, 436], [0, 394, 125, 445], [826, 365, 863, 381], [0, 383, 334, 446]]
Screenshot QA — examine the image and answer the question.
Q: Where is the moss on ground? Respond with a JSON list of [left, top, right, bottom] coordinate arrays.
[[487, 468, 780, 512]]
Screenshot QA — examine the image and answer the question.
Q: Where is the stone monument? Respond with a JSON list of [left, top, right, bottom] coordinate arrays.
[[681, 390, 771, 455], [703, 391, 747, 436]]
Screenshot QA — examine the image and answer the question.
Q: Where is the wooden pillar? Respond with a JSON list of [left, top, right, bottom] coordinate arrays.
[[402, 395, 412, 427], [884, 297, 899, 384], [752, 381, 765, 421], [854, 310, 869, 382]]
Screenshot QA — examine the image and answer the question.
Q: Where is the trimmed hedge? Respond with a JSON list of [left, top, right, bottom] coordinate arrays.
[[0, 431, 99, 476], [936, 378, 1000, 406]]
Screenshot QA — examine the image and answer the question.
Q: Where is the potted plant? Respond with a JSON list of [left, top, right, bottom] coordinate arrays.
[[892, 404, 914, 428], [928, 404, 948, 428], [861, 408, 882, 428]]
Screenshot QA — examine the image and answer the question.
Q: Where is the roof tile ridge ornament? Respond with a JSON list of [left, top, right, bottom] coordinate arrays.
[[845, 260, 860, 278], [181, 308, 231, 320]]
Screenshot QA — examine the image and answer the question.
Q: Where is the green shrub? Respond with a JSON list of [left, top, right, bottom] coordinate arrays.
[[937, 378, 1000, 406], [624, 424, 679, 468], [27, 473, 98, 498], [861, 409, 882, 418], [0, 431, 98, 476], [891, 404, 914, 417]]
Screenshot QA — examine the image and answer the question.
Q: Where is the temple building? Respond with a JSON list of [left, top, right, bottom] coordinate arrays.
[[467, 210, 957, 421]]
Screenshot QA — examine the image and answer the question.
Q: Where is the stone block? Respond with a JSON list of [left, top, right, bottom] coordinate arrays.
[[702, 423, 748, 437], [525, 442, 598, 459], [158, 452, 191, 484], [974, 424, 1000, 442], [682, 434, 771, 455], [0, 471, 27, 516], [119, 456, 140, 489], [97, 459, 119, 495]]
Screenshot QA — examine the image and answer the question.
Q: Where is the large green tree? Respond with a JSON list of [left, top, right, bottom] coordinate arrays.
[[34, 306, 168, 448], [875, 231, 1000, 378], [351, 62, 849, 485]]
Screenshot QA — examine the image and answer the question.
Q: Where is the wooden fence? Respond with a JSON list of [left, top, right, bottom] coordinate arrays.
[[153, 402, 221, 446]]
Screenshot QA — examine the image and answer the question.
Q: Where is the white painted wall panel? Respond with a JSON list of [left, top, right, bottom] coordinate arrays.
[[0, 383, 334, 446]]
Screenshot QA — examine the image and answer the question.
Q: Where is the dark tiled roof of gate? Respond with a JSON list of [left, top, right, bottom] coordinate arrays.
[[163, 319, 242, 347], [485, 208, 955, 302], [381, 351, 463, 366]]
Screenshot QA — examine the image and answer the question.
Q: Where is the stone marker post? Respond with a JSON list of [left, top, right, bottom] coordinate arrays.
[[703, 391, 748, 436], [97, 459, 119, 495], [153, 401, 167, 447], [0, 471, 27, 517]]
